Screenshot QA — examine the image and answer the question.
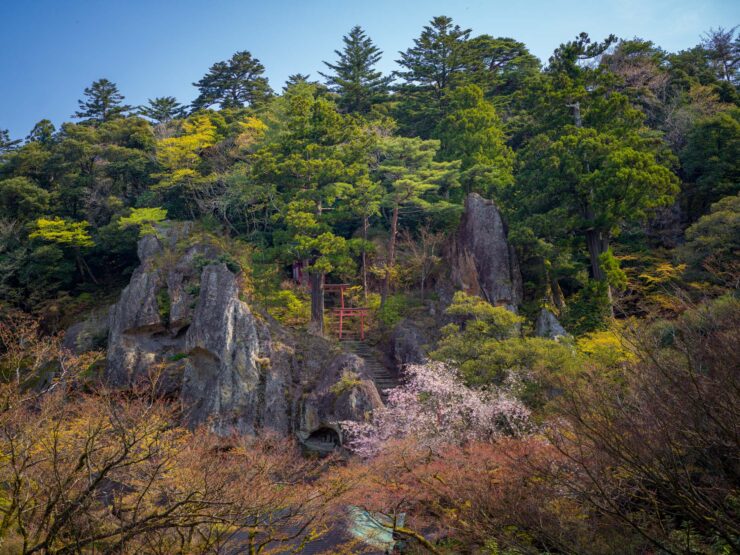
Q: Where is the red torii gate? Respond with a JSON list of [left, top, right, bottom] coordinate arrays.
[[324, 283, 369, 340]]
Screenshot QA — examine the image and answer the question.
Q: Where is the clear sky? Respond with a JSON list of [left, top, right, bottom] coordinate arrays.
[[1, 0, 738, 138]]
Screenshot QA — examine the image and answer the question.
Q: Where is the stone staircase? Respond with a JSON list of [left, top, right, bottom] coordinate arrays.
[[342, 340, 399, 402]]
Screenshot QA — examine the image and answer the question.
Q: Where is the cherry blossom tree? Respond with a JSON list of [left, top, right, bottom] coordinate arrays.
[[341, 361, 531, 457]]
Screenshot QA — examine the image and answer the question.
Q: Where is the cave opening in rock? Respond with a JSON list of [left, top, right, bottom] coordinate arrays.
[[303, 427, 341, 454]]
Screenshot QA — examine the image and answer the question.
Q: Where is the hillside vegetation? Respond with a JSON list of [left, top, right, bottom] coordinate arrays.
[[0, 18, 738, 554]]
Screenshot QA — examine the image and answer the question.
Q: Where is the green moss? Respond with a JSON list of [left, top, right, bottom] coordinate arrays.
[[330, 371, 362, 396], [156, 287, 171, 322]]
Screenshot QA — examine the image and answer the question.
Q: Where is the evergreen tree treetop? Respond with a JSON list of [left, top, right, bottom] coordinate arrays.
[[73, 78, 131, 124], [320, 25, 392, 113], [139, 97, 187, 123], [192, 50, 273, 110]]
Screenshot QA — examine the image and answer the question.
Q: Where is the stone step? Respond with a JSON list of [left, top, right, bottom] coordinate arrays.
[[340, 341, 399, 403]]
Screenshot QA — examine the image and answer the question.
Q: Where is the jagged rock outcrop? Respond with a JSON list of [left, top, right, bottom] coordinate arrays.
[[534, 308, 568, 339], [106, 225, 213, 387], [449, 193, 523, 311], [106, 223, 382, 441], [298, 352, 382, 443], [181, 263, 288, 435], [389, 319, 428, 371]]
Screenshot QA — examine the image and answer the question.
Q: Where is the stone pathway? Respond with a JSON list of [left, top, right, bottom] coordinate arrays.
[[342, 341, 399, 403]]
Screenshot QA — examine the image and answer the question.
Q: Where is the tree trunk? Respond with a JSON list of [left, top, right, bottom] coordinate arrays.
[[585, 229, 614, 312], [381, 204, 399, 308], [310, 271, 324, 335], [585, 229, 608, 282], [76, 250, 98, 284], [362, 215, 368, 303]]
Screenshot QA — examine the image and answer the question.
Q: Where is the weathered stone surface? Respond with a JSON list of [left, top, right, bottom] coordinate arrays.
[[389, 319, 427, 371], [106, 223, 383, 442], [449, 193, 523, 311], [106, 225, 217, 387], [181, 263, 284, 435], [534, 308, 568, 339], [63, 307, 110, 354], [297, 352, 382, 443]]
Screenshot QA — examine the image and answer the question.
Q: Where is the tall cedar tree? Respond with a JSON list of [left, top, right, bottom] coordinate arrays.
[[192, 51, 272, 110], [73, 79, 131, 123], [320, 26, 392, 113], [139, 96, 187, 123], [395, 16, 472, 137]]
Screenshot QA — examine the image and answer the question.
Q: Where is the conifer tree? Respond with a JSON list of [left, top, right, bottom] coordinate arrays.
[[192, 51, 272, 110], [73, 79, 131, 123], [374, 136, 455, 305], [26, 120, 56, 145], [395, 16, 472, 137], [139, 96, 186, 123], [320, 26, 392, 113], [0, 129, 21, 153]]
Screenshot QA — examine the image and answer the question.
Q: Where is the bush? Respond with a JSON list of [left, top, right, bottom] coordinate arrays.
[[562, 280, 612, 335]]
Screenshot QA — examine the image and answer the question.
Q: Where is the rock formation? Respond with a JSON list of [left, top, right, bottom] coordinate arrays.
[[534, 308, 568, 339], [389, 319, 428, 371], [449, 193, 523, 311], [106, 223, 382, 441]]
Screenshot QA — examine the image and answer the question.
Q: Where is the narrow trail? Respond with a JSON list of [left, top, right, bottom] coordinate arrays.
[[341, 340, 399, 402]]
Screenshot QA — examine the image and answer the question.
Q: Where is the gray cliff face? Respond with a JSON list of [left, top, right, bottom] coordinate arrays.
[[449, 193, 523, 311], [389, 319, 428, 371], [106, 228, 211, 388], [106, 224, 381, 441], [181, 263, 281, 435], [534, 308, 568, 339]]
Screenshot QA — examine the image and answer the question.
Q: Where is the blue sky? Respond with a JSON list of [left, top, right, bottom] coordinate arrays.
[[1, 0, 738, 138]]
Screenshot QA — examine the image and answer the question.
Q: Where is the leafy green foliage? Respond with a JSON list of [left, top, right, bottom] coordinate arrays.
[[682, 193, 740, 285], [0, 177, 50, 220], [118, 207, 167, 236], [30, 218, 94, 248]]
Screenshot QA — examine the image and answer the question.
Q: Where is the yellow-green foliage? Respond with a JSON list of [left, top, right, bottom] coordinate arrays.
[[330, 371, 363, 396], [444, 291, 524, 339], [432, 291, 583, 409], [154, 113, 219, 190], [118, 207, 167, 236], [234, 116, 268, 151], [576, 328, 635, 370], [30, 217, 94, 248], [264, 287, 310, 326]]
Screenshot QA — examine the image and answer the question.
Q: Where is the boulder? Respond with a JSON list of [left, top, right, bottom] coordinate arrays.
[[449, 193, 523, 311], [297, 351, 382, 444], [534, 308, 568, 339]]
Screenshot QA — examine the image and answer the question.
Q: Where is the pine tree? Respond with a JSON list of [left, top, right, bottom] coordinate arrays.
[[139, 96, 186, 123], [320, 26, 392, 113], [192, 51, 272, 110], [0, 129, 21, 154], [374, 136, 454, 305], [26, 120, 56, 145], [73, 79, 131, 123], [395, 16, 472, 137]]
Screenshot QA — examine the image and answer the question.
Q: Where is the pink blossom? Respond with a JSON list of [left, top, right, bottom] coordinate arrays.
[[342, 362, 531, 457]]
